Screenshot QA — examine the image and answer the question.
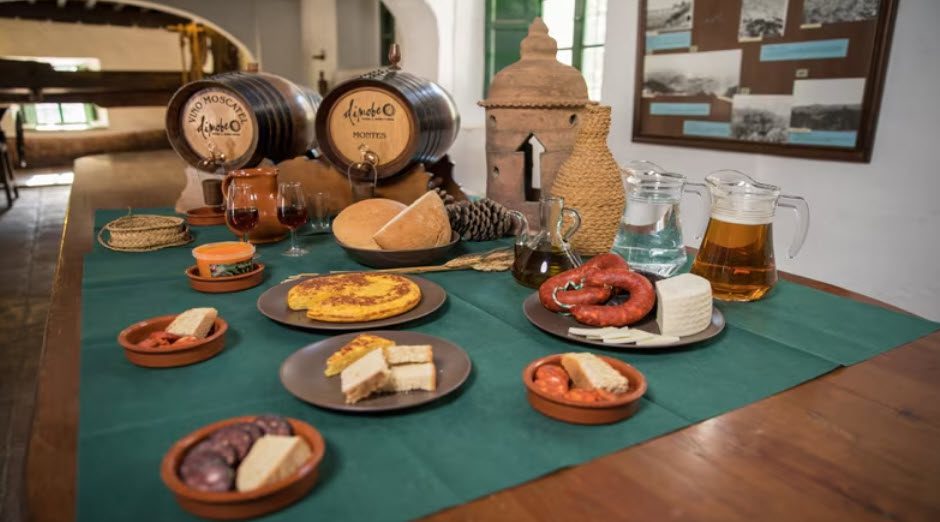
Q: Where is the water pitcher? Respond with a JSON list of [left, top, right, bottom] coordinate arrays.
[[690, 170, 809, 301], [611, 161, 710, 277], [509, 196, 582, 288]]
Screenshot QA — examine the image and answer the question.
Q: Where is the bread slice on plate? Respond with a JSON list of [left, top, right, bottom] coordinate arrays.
[[372, 191, 452, 250], [340, 348, 390, 404], [325, 334, 395, 377], [379, 363, 437, 393], [165, 308, 217, 339], [560, 353, 629, 394], [383, 344, 433, 365]]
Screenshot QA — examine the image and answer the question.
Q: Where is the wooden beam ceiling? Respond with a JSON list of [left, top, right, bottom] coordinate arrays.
[[0, 0, 188, 28]]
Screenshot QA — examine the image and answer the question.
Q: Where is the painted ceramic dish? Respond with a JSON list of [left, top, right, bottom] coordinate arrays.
[[186, 263, 265, 293]]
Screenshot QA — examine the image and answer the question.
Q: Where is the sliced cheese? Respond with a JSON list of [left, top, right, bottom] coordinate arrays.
[[655, 273, 713, 337], [235, 435, 312, 492], [383, 344, 433, 365], [340, 348, 390, 404], [379, 362, 437, 393]]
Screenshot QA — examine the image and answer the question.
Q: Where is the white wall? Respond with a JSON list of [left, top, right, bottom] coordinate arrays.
[[300, 0, 339, 87], [602, 0, 940, 320]]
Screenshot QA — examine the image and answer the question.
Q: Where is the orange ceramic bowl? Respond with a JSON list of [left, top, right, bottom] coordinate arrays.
[[522, 354, 648, 425], [161, 416, 326, 520], [186, 263, 265, 293], [192, 241, 256, 278], [117, 314, 228, 368]]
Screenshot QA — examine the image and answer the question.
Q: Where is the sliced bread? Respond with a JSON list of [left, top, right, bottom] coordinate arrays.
[[383, 344, 433, 365], [379, 363, 437, 393], [166, 307, 218, 339], [372, 191, 451, 250], [333, 198, 407, 250], [340, 348, 390, 404], [560, 353, 629, 394]]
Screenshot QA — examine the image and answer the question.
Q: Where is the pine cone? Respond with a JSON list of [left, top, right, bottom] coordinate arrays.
[[445, 198, 515, 241], [432, 187, 455, 206]]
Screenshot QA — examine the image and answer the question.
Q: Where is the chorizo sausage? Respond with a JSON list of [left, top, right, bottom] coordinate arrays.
[[569, 269, 655, 327], [538, 253, 629, 312]]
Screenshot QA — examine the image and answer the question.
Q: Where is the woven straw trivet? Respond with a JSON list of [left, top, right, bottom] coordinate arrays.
[[97, 212, 193, 252]]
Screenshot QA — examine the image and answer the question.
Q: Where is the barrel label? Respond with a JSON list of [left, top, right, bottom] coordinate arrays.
[[181, 88, 254, 162], [327, 87, 412, 168]]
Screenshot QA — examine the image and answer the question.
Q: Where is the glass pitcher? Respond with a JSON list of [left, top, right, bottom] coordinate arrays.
[[690, 170, 809, 301], [611, 161, 710, 277], [509, 196, 582, 288]]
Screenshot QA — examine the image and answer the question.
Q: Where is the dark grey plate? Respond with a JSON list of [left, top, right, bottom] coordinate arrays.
[[257, 275, 446, 331], [522, 292, 725, 349], [279, 330, 472, 412], [336, 232, 460, 269]]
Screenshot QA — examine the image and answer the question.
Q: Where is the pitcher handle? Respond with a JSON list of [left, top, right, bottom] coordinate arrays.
[[778, 195, 809, 259], [220, 173, 233, 204], [560, 208, 581, 242], [682, 181, 711, 243], [507, 210, 529, 246]]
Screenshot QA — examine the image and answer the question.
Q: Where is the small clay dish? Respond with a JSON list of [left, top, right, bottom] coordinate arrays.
[[161, 416, 326, 520], [336, 231, 460, 268], [117, 314, 228, 368], [186, 263, 265, 293], [186, 206, 226, 226], [522, 354, 648, 425]]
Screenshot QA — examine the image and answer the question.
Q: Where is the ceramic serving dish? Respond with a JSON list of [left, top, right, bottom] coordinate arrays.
[[335, 231, 460, 268], [186, 206, 226, 226], [186, 263, 266, 293], [522, 354, 648, 425], [117, 314, 228, 368], [161, 416, 325, 520]]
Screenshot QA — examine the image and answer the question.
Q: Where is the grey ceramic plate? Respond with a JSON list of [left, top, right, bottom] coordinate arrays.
[[257, 275, 447, 331], [336, 232, 460, 269], [279, 330, 472, 412], [522, 292, 725, 349]]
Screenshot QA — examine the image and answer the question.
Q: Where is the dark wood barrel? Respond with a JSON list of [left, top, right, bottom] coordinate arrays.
[[166, 71, 321, 171], [314, 67, 460, 180]]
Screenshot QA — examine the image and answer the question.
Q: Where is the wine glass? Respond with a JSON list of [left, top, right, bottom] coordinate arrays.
[[226, 181, 259, 243], [277, 181, 309, 257]]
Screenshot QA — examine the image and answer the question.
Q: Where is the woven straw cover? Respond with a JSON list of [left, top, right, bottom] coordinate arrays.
[[550, 105, 625, 255], [97, 214, 193, 252]]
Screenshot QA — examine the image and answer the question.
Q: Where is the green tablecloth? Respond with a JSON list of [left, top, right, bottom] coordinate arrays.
[[77, 209, 938, 521]]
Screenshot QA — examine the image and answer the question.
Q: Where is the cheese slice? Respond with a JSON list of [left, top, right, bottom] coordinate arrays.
[[379, 362, 437, 392], [340, 348, 390, 404], [236, 435, 312, 492], [655, 273, 713, 337], [383, 344, 433, 365]]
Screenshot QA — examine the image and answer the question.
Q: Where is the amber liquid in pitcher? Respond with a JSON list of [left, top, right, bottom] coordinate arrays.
[[690, 219, 777, 301], [512, 243, 579, 289]]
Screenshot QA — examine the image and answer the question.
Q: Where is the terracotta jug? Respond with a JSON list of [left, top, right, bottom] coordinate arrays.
[[221, 167, 289, 244]]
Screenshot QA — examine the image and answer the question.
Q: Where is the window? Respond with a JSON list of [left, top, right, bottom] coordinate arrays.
[[11, 57, 108, 131], [484, 0, 608, 100]]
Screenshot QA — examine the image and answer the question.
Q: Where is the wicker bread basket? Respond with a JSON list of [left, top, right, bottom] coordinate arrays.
[[97, 213, 193, 252]]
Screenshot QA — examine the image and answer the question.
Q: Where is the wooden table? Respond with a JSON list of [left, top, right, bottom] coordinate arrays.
[[26, 151, 940, 521]]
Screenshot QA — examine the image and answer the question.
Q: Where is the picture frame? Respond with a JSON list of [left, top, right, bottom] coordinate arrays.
[[632, 0, 898, 162]]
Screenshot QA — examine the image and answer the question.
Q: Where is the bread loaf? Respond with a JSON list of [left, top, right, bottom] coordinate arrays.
[[333, 198, 407, 249], [372, 191, 451, 250]]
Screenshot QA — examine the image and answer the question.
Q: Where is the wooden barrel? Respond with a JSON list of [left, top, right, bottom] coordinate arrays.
[[166, 72, 321, 171], [315, 67, 460, 180]]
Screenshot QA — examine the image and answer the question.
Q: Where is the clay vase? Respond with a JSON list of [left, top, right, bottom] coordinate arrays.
[[221, 167, 289, 244], [550, 105, 625, 255]]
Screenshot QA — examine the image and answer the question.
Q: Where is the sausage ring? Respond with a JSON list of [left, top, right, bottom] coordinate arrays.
[[568, 269, 655, 327], [538, 253, 629, 312]]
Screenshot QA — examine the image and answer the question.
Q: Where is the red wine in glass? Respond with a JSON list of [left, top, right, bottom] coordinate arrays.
[[229, 207, 260, 232], [277, 206, 308, 230], [226, 182, 260, 244]]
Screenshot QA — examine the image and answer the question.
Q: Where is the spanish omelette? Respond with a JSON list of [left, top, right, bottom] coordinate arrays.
[[287, 273, 422, 323]]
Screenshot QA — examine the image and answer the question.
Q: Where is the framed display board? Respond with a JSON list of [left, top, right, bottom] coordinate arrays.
[[632, 0, 898, 162]]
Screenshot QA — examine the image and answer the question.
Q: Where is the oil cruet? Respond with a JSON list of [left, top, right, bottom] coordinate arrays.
[[509, 196, 582, 288], [690, 170, 809, 302], [611, 160, 710, 277]]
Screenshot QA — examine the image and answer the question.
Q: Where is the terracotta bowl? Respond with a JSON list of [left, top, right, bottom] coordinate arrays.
[[117, 315, 228, 368], [336, 231, 460, 268], [186, 263, 265, 293], [161, 416, 325, 520], [522, 354, 648, 425], [186, 206, 226, 226]]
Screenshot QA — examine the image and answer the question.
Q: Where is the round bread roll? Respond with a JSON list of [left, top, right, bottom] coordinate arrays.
[[372, 191, 452, 250], [333, 198, 407, 249]]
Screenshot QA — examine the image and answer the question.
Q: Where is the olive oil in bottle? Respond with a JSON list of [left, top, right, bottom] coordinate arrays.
[[512, 243, 580, 289]]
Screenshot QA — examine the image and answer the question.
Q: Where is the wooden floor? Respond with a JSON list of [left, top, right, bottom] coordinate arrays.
[[0, 186, 69, 521]]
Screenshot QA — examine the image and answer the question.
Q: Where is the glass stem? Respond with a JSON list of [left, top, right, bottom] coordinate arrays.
[[290, 229, 297, 251]]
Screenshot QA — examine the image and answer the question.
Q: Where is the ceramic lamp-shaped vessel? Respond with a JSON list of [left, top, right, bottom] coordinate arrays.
[[550, 105, 624, 255]]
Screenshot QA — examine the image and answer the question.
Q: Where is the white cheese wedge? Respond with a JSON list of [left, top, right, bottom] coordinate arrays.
[[655, 273, 713, 337], [568, 326, 624, 338], [601, 330, 658, 344], [636, 335, 682, 347], [379, 362, 437, 392], [236, 435, 312, 492]]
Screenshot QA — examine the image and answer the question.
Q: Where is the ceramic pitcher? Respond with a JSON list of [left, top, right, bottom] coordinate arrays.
[[221, 167, 288, 244]]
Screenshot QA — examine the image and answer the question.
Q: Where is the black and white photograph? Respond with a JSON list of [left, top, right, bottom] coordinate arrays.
[[802, 0, 879, 25], [731, 95, 792, 142], [646, 0, 694, 33], [739, 0, 789, 40], [643, 49, 742, 98], [789, 78, 865, 130]]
